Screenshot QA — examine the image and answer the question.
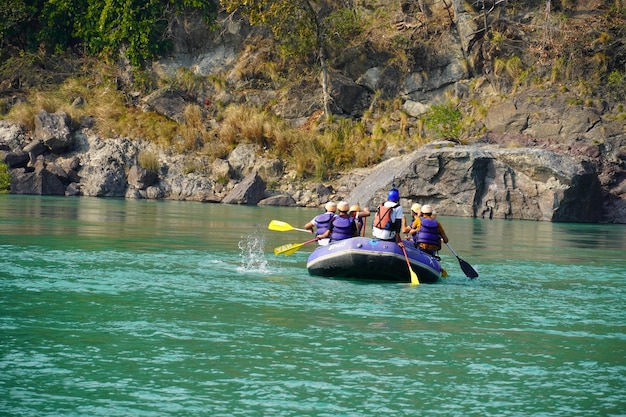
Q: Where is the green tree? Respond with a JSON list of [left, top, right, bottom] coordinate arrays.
[[1, 0, 217, 66], [0, 0, 42, 51]]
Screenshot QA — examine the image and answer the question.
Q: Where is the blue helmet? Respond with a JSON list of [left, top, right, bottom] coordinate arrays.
[[387, 188, 399, 202]]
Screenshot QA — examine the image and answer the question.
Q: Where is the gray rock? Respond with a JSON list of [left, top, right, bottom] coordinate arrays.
[[128, 165, 158, 190], [2, 151, 29, 168], [10, 166, 66, 195], [0, 121, 24, 151], [328, 72, 366, 116], [222, 171, 266, 205], [346, 145, 603, 222], [142, 88, 188, 123], [34, 110, 72, 151], [23, 140, 47, 164], [66, 182, 81, 196], [228, 144, 257, 179], [258, 194, 297, 206], [79, 163, 128, 197], [484, 101, 528, 134], [164, 173, 214, 201]]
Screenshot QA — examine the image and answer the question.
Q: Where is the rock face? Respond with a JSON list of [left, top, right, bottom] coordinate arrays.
[[346, 144, 604, 222], [0, 114, 624, 222], [1, 3, 625, 223]]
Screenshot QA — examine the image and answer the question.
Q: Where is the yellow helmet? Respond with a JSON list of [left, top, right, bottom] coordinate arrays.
[[349, 204, 360, 213]]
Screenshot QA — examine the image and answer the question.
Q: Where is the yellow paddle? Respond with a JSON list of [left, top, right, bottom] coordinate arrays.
[[268, 220, 310, 233], [400, 244, 419, 286], [274, 238, 318, 256]]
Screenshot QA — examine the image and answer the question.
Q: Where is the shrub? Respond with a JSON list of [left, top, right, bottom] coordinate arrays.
[[0, 162, 10, 193], [422, 104, 462, 140]]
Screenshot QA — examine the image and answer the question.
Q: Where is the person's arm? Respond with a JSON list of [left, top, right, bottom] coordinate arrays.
[[401, 214, 410, 234], [304, 221, 315, 234], [438, 223, 449, 243], [404, 216, 417, 235]]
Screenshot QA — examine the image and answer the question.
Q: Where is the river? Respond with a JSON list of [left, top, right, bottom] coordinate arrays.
[[1, 195, 625, 416]]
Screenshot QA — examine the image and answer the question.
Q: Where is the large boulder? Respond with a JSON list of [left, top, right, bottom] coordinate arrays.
[[346, 144, 604, 222], [222, 171, 266, 205], [328, 71, 367, 116], [71, 133, 140, 197], [163, 173, 215, 201], [34, 110, 72, 151], [10, 163, 66, 195], [142, 88, 188, 123]]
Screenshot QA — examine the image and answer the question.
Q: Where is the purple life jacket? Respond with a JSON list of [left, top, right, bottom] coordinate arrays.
[[416, 217, 440, 247], [329, 216, 356, 241]]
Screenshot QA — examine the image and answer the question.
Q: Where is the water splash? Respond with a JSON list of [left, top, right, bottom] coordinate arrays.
[[237, 232, 269, 273]]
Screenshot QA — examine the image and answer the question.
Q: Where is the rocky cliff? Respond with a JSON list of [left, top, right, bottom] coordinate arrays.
[[1, 0, 625, 223]]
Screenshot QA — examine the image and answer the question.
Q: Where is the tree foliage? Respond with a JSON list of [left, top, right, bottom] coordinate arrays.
[[221, 0, 320, 60], [0, 0, 217, 66]]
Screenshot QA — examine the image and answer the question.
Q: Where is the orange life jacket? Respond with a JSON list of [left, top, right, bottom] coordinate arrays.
[[373, 203, 398, 231]]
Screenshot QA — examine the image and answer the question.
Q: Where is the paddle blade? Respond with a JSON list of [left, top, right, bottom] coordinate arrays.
[[274, 242, 303, 256], [273, 238, 318, 256], [459, 258, 479, 278], [409, 268, 419, 286], [268, 220, 309, 233], [268, 220, 295, 232]]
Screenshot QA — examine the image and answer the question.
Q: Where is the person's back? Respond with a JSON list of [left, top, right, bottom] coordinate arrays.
[[319, 201, 357, 242], [414, 204, 448, 255], [372, 188, 403, 243], [305, 201, 336, 245]]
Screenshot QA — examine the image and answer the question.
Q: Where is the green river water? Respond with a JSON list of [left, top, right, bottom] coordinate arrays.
[[1, 195, 625, 416]]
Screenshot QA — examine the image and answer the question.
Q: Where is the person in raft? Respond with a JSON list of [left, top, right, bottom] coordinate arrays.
[[403, 203, 422, 239], [372, 188, 404, 247], [412, 204, 449, 256], [318, 201, 358, 242], [304, 201, 336, 246], [348, 204, 370, 237]]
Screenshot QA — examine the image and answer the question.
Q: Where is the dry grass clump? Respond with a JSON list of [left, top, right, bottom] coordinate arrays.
[[216, 104, 294, 152], [137, 149, 160, 171]]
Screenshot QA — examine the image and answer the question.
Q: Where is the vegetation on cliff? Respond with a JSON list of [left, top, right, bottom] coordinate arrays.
[[1, 0, 625, 182]]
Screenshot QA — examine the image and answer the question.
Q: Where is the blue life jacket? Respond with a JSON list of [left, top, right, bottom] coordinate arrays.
[[314, 212, 335, 236], [329, 216, 356, 241], [416, 217, 440, 247]]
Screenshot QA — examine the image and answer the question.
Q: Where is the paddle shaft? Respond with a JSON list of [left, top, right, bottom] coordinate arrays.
[[400, 244, 419, 286], [445, 242, 479, 279]]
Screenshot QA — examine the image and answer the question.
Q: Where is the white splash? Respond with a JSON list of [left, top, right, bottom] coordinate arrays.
[[237, 233, 270, 273]]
